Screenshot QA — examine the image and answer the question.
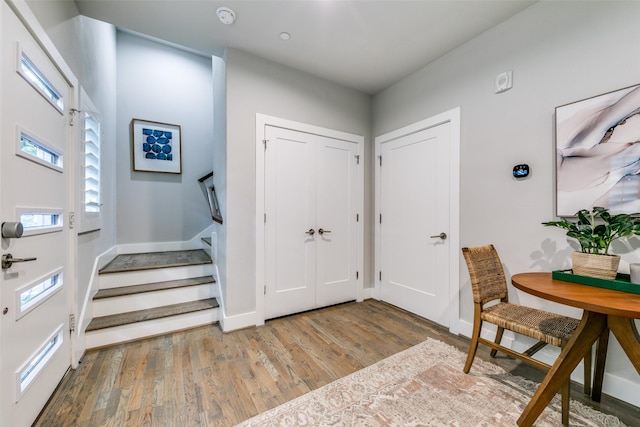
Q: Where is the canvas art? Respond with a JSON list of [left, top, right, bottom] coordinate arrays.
[[131, 119, 182, 173], [555, 84, 640, 216]]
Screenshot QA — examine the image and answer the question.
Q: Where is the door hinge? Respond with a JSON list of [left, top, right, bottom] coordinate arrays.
[[263, 139, 268, 149], [378, 155, 382, 166], [355, 155, 360, 165], [69, 108, 81, 126], [379, 271, 382, 281], [264, 213, 267, 223], [356, 213, 359, 222], [69, 211, 75, 229], [69, 314, 76, 332], [379, 213, 382, 224], [264, 285, 267, 295], [356, 271, 359, 280]]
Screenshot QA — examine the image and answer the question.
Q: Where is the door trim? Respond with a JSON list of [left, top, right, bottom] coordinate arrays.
[[374, 107, 460, 335], [256, 114, 364, 324]]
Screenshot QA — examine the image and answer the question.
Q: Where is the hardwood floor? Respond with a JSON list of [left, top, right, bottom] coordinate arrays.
[[34, 300, 637, 427]]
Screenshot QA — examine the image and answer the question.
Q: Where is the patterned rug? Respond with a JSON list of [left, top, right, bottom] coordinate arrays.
[[236, 338, 625, 427]]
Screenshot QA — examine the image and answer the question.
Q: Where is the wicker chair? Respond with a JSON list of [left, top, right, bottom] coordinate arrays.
[[462, 244, 591, 426]]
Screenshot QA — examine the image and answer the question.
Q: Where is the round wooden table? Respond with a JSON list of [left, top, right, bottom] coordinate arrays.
[[511, 272, 640, 427]]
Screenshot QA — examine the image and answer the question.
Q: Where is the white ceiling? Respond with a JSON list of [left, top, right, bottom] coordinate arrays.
[[75, 0, 537, 95]]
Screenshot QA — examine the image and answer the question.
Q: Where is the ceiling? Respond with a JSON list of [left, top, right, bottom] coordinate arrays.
[[74, 0, 537, 95]]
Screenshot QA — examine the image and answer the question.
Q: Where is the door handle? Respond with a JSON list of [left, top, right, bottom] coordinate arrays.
[[305, 228, 315, 236], [318, 228, 332, 235], [2, 253, 37, 270], [430, 232, 447, 240]]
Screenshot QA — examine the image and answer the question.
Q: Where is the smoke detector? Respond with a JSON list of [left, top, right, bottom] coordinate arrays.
[[216, 7, 236, 25]]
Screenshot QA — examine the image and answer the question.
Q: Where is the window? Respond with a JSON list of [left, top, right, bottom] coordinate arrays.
[[16, 128, 63, 172], [17, 208, 64, 236], [17, 45, 64, 113], [16, 269, 63, 319], [16, 326, 64, 399], [84, 112, 101, 213], [78, 88, 102, 232]]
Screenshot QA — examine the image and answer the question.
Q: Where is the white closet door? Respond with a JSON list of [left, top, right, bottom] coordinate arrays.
[[264, 126, 358, 319], [315, 137, 358, 308], [264, 126, 317, 319]]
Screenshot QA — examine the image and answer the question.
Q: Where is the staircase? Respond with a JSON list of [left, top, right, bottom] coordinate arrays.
[[85, 246, 219, 349]]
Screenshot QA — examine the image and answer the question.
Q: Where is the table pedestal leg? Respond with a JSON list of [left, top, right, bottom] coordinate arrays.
[[517, 311, 607, 427], [608, 317, 640, 374], [591, 328, 609, 402]]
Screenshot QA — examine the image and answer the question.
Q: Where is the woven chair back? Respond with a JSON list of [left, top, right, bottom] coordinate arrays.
[[462, 245, 509, 305]]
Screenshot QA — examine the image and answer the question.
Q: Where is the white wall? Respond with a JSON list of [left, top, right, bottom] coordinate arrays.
[[373, 1, 640, 406], [116, 31, 214, 244], [222, 48, 372, 319]]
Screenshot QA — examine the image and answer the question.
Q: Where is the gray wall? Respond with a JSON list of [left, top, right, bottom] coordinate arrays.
[[373, 1, 640, 404], [223, 48, 372, 316], [116, 31, 214, 244]]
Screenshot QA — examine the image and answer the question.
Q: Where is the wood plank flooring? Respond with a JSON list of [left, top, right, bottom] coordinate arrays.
[[34, 300, 638, 427]]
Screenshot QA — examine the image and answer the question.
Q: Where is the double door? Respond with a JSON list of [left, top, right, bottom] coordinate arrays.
[[264, 126, 359, 319]]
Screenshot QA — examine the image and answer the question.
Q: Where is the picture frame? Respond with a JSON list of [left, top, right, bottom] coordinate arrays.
[[555, 84, 640, 216], [131, 118, 182, 174]]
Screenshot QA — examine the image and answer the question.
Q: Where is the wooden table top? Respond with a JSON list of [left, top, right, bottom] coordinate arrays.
[[511, 272, 640, 318]]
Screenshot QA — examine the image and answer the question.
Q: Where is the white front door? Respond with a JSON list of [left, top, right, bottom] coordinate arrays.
[[377, 121, 451, 327], [1, 3, 74, 426], [264, 125, 359, 319]]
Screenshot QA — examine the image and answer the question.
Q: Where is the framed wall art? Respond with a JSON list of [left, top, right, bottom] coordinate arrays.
[[555, 84, 640, 216], [131, 118, 182, 174]]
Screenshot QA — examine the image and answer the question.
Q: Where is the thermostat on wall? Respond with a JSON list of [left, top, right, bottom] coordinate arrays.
[[513, 164, 530, 179]]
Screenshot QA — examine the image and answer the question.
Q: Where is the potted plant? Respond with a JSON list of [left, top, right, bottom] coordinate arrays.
[[543, 207, 640, 279]]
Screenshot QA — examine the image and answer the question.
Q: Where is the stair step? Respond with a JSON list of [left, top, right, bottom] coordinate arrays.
[[86, 298, 219, 332], [94, 276, 215, 300], [100, 249, 211, 274]]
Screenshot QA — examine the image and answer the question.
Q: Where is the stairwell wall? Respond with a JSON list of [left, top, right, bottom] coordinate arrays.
[[116, 31, 215, 245]]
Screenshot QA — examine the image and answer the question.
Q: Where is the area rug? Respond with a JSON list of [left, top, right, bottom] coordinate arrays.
[[236, 338, 626, 427]]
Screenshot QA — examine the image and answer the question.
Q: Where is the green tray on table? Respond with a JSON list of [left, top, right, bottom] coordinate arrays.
[[552, 270, 640, 295]]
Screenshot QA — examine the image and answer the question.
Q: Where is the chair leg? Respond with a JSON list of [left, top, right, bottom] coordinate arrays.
[[464, 314, 482, 374], [561, 380, 570, 426], [490, 326, 505, 358]]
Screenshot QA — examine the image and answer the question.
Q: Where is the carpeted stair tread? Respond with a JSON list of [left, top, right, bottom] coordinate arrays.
[[100, 249, 211, 274], [86, 298, 219, 332], [93, 276, 215, 300]]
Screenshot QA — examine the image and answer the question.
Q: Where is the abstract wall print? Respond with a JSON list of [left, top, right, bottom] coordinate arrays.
[[131, 119, 182, 173], [555, 84, 640, 216]]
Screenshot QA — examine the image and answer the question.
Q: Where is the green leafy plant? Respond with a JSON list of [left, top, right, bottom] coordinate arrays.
[[543, 207, 640, 255]]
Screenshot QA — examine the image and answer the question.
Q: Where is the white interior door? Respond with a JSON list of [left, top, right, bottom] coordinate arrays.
[[378, 122, 451, 327], [264, 126, 317, 318], [264, 125, 358, 319], [1, 3, 73, 426], [315, 138, 358, 308]]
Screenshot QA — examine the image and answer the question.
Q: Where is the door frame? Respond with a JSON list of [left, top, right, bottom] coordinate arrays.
[[374, 107, 460, 335], [256, 114, 364, 324]]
